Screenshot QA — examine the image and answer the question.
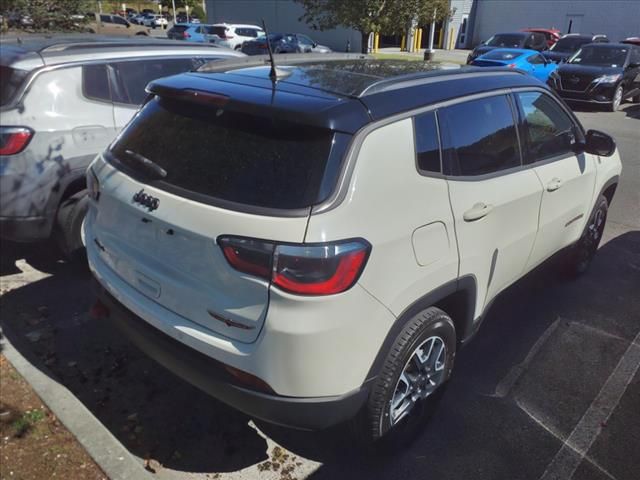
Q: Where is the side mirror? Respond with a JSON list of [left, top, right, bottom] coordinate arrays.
[[584, 129, 616, 157]]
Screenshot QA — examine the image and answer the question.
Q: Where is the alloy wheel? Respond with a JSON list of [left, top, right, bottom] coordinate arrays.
[[389, 336, 446, 426]]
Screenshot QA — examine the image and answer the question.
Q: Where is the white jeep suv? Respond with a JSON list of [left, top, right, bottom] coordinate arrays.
[[86, 56, 622, 443], [209, 23, 265, 50]]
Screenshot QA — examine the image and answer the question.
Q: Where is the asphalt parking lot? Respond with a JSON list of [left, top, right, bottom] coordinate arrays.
[[0, 103, 638, 480]]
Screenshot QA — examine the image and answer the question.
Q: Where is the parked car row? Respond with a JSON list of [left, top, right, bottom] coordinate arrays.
[[166, 22, 333, 54], [468, 28, 640, 112]]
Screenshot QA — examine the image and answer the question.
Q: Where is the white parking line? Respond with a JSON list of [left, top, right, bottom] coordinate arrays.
[[491, 318, 560, 398], [539, 331, 640, 480]]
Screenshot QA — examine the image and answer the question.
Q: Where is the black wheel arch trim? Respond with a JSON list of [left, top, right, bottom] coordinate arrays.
[[365, 275, 477, 381]]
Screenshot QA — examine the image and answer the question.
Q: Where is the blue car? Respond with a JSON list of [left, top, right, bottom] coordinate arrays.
[[471, 48, 558, 82], [181, 24, 218, 43]]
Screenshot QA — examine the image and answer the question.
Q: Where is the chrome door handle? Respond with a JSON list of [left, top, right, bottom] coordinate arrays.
[[463, 202, 494, 222], [546, 177, 563, 192]]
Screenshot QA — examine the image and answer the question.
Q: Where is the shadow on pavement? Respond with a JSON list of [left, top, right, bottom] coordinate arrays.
[[1, 231, 639, 478]]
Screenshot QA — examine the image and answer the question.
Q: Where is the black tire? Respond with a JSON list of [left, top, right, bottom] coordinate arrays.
[[355, 307, 456, 448], [54, 190, 89, 262], [136, 31, 148, 36], [564, 195, 608, 276], [608, 85, 623, 112]]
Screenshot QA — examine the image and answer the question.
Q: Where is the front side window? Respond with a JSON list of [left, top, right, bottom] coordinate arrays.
[[113, 16, 128, 26], [516, 91, 576, 163], [414, 111, 441, 173], [100, 15, 112, 23], [441, 95, 520, 176]]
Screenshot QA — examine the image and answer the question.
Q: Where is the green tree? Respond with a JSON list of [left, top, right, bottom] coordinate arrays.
[[1, 0, 94, 31], [294, 0, 451, 53]]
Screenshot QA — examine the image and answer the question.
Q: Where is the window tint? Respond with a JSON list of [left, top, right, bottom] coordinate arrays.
[[236, 28, 259, 37], [414, 111, 441, 173], [527, 54, 546, 65], [297, 35, 314, 46], [100, 14, 112, 23], [109, 97, 338, 210], [516, 92, 576, 163], [442, 95, 520, 176], [112, 58, 208, 106], [113, 16, 128, 26], [82, 64, 111, 102], [0, 66, 28, 106]]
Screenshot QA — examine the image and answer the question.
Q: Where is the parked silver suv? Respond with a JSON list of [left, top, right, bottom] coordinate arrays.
[[0, 37, 242, 256]]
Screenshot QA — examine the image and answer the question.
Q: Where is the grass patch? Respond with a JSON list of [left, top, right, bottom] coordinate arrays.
[[12, 409, 45, 438]]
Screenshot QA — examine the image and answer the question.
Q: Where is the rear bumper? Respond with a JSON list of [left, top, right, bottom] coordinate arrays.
[[92, 279, 370, 430]]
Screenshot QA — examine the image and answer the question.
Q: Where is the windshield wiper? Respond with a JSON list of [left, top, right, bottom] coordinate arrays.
[[124, 150, 167, 180]]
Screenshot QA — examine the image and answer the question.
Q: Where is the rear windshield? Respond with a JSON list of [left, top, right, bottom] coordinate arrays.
[[551, 37, 591, 53], [108, 97, 339, 211], [486, 34, 525, 48], [211, 26, 227, 36], [483, 50, 524, 60], [0, 66, 29, 106]]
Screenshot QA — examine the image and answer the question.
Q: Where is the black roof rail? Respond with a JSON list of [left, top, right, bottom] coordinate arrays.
[[358, 67, 526, 97]]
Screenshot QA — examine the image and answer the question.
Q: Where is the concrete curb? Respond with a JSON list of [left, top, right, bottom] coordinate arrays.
[[1, 334, 150, 480]]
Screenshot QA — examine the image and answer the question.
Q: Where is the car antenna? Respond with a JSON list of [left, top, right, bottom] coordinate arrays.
[[262, 19, 290, 82]]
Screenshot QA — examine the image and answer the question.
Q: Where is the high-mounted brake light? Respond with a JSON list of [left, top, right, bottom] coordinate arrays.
[[0, 127, 33, 155], [507, 63, 517, 68], [218, 237, 371, 296]]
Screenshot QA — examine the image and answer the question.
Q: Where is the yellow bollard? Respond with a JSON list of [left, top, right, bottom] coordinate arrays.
[[401, 35, 406, 51], [413, 29, 418, 52], [374, 32, 380, 53], [417, 28, 423, 51]]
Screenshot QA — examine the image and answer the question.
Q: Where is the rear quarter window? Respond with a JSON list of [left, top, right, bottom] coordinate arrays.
[[108, 97, 342, 211], [0, 66, 29, 107]]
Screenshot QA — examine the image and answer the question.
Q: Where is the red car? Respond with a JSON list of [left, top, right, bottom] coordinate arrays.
[[522, 28, 561, 47], [621, 37, 640, 46]]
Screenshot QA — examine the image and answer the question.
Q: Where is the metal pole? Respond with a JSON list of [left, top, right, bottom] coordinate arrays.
[[428, 8, 436, 51], [171, 0, 177, 24]]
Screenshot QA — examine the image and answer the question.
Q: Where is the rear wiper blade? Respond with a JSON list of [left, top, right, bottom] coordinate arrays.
[[124, 150, 167, 179]]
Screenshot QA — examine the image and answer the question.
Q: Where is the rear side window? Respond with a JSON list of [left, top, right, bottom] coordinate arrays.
[[109, 97, 339, 210], [414, 111, 441, 173], [82, 64, 111, 102], [236, 28, 259, 37], [0, 66, 29, 106], [441, 95, 520, 176], [516, 91, 576, 163], [527, 54, 546, 64], [100, 14, 112, 23], [111, 58, 207, 106]]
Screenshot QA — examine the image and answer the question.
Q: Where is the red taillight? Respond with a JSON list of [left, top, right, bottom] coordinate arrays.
[[218, 237, 371, 296], [0, 127, 33, 155], [183, 31, 190, 38], [507, 63, 516, 68]]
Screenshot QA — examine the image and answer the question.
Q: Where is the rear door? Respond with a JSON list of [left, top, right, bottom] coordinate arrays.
[[90, 96, 337, 342], [441, 94, 543, 318], [514, 90, 597, 269]]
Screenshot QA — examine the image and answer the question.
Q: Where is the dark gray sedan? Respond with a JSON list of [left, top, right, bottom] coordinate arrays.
[[241, 33, 332, 55]]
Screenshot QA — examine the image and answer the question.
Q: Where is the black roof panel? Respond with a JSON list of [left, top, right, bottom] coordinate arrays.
[[152, 56, 546, 130]]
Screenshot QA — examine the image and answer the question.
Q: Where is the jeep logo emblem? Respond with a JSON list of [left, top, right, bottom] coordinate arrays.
[[132, 189, 159, 211]]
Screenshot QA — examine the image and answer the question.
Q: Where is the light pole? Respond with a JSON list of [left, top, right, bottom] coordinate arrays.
[[171, 0, 177, 24]]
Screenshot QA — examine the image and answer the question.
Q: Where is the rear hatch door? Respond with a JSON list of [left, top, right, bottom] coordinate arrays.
[[91, 81, 349, 343]]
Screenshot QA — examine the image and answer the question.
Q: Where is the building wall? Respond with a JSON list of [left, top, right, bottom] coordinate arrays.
[[471, 0, 640, 46], [204, 0, 361, 52], [446, 0, 475, 49]]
